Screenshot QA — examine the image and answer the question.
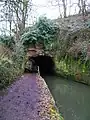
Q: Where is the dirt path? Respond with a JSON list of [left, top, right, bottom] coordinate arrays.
[[0, 74, 61, 120]]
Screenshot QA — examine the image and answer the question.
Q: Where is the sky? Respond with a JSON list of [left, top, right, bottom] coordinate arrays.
[[28, 0, 61, 25], [32, 0, 60, 19]]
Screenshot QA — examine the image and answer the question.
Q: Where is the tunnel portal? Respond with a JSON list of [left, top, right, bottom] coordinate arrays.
[[25, 55, 55, 76], [30, 55, 55, 75]]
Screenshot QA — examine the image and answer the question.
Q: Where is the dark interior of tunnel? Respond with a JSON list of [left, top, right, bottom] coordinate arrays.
[[24, 55, 55, 76]]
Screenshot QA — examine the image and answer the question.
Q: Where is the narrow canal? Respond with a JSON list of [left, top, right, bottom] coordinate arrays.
[[44, 76, 90, 120]]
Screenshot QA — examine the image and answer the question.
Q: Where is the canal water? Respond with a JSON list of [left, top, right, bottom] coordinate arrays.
[[44, 76, 90, 120]]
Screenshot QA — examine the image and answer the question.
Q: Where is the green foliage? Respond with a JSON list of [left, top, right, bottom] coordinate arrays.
[[0, 55, 15, 89], [0, 35, 15, 50], [21, 16, 59, 49], [55, 56, 90, 85], [0, 40, 26, 90]]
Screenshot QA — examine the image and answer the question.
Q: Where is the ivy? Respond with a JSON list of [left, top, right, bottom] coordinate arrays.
[[21, 16, 59, 49]]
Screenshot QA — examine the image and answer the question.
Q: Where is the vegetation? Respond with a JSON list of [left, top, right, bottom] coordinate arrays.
[[21, 16, 59, 49], [0, 40, 25, 90], [53, 27, 90, 85], [0, 36, 15, 49], [55, 56, 90, 84]]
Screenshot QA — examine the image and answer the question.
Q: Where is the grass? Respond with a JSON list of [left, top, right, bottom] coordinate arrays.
[[55, 56, 90, 85]]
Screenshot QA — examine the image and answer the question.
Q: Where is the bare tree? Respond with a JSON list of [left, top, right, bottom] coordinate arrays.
[[0, 0, 32, 39], [49, 0, 67, 18], [78, 0, 87, 16], [62, 0, 67, 18], [56, 0, 62, 18], [87, 3, 90, 13]]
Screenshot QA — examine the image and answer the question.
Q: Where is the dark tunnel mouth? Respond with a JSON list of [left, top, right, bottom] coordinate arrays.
[[25, 55, 55, 76]]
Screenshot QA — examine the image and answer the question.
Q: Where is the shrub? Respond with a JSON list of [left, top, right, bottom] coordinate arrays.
[[0, 35, 15, 50], [0, 40, 26, 90], [0, 55, 13, 89], [21, 16, 59, 49]]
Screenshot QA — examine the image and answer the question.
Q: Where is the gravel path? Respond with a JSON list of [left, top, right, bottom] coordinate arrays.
[[0, 74, 62, 120]]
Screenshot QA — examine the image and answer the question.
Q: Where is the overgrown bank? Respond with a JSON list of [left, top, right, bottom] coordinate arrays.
[[1, 16, 90, 90], [54, 28, 90, 85], [0, 40, 26, 90], [55, 56, 90, 85]]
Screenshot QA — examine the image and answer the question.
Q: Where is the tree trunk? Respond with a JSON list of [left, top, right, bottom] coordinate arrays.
[[78, 0, 87, 16], [62, 0, 67, 18]]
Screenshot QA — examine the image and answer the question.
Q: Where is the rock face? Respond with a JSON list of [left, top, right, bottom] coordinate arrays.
[[0, 74, 63, 120]]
